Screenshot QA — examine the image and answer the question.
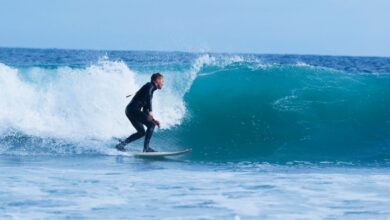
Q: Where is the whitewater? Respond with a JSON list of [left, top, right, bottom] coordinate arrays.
[[1, 48, 390, 219]]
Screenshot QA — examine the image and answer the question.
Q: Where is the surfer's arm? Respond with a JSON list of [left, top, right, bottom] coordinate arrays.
[[144, 84, 154, 113], [153, 118, 161, 128], [145, 114, 160, 128]]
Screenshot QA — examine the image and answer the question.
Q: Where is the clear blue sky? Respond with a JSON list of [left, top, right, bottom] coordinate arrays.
[[0, 0, 389, 56]]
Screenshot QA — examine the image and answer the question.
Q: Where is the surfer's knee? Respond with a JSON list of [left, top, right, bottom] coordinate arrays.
[[138, 130, 146, 137]]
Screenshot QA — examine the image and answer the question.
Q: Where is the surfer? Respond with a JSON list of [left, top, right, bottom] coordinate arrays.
[[116, 73, 164, 152]]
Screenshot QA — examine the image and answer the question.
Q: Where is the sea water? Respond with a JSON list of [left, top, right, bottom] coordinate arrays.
[[1, 48, 390, 219]]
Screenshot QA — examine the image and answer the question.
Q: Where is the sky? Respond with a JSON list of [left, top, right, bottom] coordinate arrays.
[[0, 0, 389, 56]]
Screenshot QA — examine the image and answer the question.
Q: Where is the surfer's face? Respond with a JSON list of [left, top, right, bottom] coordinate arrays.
[[155, 77, 164, 89]]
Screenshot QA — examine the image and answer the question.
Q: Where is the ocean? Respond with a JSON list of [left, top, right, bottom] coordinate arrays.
[[1, 47, 390, 219]]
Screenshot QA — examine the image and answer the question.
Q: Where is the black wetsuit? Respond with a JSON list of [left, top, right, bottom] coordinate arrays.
[[116, 82, 157, 152]]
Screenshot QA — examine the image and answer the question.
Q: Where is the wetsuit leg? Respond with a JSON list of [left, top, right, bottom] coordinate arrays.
[[132, 111, 156, 152], [142, 120, 156, 152], [116, 109, 156, 152], [124, 117, 146, 144], [115, 112, 146, 151]]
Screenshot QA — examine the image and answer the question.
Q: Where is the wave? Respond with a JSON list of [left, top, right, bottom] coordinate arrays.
[[1, 54, 390, 163]]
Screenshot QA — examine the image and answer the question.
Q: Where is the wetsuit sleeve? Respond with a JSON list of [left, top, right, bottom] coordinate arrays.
[[144, 84, 154, 114]]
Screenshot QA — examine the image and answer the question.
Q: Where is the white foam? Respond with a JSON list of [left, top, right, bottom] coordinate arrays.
[[0, 58, 202, 141]]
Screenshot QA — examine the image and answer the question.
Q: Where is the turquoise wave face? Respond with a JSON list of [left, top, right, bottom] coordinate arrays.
[[168, 63, 390, 162]]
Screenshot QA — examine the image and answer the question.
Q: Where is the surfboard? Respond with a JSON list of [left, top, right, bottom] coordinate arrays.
[[132, 148, 192, 158]]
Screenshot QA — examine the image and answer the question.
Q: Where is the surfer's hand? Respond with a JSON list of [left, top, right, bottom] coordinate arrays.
[[155, 120, 161, 128], [147, 113, 153, 122]]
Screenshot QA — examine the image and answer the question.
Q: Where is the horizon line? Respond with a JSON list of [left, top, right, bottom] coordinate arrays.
[[1, 45, 389, 59]]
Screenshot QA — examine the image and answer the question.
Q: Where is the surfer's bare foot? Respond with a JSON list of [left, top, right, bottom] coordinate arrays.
[[143, 147, 156, 152]]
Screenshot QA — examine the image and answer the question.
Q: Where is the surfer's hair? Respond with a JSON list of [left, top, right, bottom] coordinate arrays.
[[151, 72, 163, 82]]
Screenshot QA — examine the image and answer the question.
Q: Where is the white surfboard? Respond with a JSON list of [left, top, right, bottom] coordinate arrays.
[[132, 148, 192, 157]]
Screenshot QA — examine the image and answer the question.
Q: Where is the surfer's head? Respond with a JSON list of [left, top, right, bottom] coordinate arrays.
[[151, 72, 164, 89]]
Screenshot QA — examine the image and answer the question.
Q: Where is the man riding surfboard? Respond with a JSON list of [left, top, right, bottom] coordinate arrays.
[[116, 73, 164, 152]]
